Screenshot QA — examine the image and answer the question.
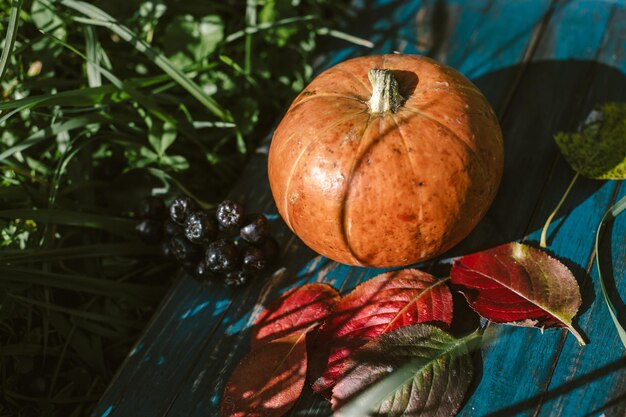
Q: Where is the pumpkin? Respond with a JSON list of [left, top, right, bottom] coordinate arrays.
[[268, 54, 503, 267]]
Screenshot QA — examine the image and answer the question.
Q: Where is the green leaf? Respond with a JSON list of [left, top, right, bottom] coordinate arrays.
[[0, 0, 22, 83], [595, 194, 626, 349], [332, 324, 478, 417], [31, 0, 66, 40], [163, 14, 223, 68], [148, 120, 177, 156], [554, 103, 626, 179], [259, 0, 277, 24], [160, 154, 188, 171]]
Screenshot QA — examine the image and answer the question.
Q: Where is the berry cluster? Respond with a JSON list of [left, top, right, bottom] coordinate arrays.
[[136, 196, 278, 287]]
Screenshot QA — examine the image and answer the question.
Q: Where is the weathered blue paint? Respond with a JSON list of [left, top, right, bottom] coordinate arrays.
[[101, 405, 112, 417], [129, 342, 143, 356], [180, 300, 211, 320], [91, 1, 626, 417]]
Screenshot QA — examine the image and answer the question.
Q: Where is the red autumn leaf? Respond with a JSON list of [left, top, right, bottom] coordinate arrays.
[[251, 283, 340, 350], [221, 331, 309, 417], [450, 242, 584, 344], [311, 269, 453, 397]]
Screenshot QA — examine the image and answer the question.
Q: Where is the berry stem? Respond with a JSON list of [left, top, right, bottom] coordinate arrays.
[[368, 68, 403, 115]]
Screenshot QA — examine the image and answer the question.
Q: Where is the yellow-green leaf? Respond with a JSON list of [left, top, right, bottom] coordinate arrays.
[[554, 102, 626, 179]]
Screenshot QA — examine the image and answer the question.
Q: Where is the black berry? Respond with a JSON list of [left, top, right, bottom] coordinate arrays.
[[216, 200, 245, 229], [138, 196, 166, 220], [163, 218, 183, 237], [136, 219, 162, 242], [169, 235, 200, 262], [193, 261, 216, 282], [240, 214, 271, 244], [242, 246, 268, 273], [161, 240, 174, 259], [170, 197, 197, 225], [184, 211, 217, 244], [225, 270, 253, 287], [205, 239, 239, 273]]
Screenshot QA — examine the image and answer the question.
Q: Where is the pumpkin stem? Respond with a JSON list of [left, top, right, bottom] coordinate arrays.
[[368, 69, 403, 114]]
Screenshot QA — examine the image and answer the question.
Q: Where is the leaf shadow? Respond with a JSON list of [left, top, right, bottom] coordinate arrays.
[[444, 59, 626, 259], [484, 356, 626, 417], [581, 390, 626, 417]]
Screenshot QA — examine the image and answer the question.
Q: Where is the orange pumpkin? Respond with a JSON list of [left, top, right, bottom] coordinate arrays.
[[268, 54, 503, 267]]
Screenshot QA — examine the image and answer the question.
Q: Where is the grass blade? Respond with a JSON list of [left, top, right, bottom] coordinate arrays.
[[0, 242, 157, 263], [39, 29, 190, 135], [244, 0, 256, 73], [0, 209, 136, 235], [84, 26, 102, 87], [0, 266, 165, 301], [59, 0, 230, 121], [595, 194, 626, 349], [0, 115, 105, 160], [0, 0, 22, 82], [224, 15, 316, 43], [0, 85, 114, 120], [9, 294, 145, 329], [316, 28, 374, 48]]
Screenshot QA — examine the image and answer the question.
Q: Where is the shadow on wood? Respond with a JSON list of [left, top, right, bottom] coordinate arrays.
[[484, 356, 626, 417], [445, 59, 626, 260]]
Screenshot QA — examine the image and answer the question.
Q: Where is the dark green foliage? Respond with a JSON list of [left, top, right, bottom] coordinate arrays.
[[0, 0, 351, 415]]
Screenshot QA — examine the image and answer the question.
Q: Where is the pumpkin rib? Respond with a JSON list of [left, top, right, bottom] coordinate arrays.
[[404, 107, 494, 196], [401, 107, 481, 162], [282, 110, 369, 234], [340, 113, 375, 265], [332, 67, 372, 96], [273, 99, 367, 162], [389, 113, 427, 226], [389, 114, 422, 192], [398, 108, 490, 249]]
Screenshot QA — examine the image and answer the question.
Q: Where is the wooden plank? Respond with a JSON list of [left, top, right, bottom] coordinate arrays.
[[529, 6, 626, 416], [459, 1, 623, 415]]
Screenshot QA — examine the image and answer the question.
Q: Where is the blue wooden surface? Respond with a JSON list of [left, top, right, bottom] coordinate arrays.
[[92, 1, 626, 416]]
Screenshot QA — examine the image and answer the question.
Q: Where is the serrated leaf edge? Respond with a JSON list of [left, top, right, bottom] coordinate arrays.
[[454, 248, 585, 345], [333, 325, 481, 417]]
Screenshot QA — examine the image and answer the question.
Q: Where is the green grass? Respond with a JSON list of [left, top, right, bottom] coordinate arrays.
[[0, 0, 362, 415]]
